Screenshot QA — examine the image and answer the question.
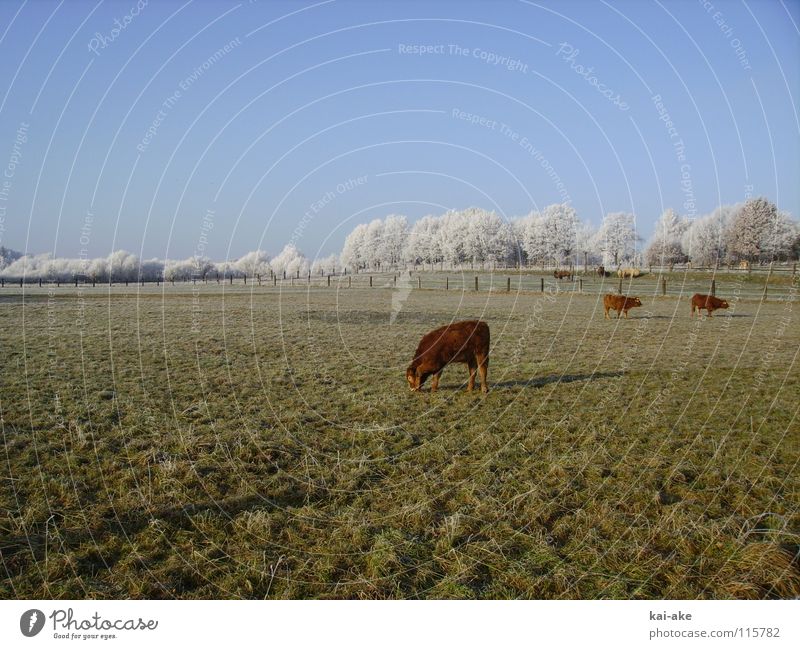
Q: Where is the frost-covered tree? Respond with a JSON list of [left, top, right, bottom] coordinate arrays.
[[595, 212, 638, 267], [140, 258, 165, 281], [682, 205, 738, 266], [363, 219, 385, 269], [231, 250, 271, 277], [405, 215, 441, 268], [340, 223, 367, 271], [438, 210, 468, 267], [381, 215, 408, 268], [165, 256, 213, 281], [455, 208, 514, 267], [485, 217, 515, 267], [270, 244, 309, 277], [520, 211, 548, 265], [0, 246, 22, 269], [766, 211, 799, 261], [542, 203, 578, 264], [311, 254, 339, 275], [509, 219, 528, 266], [107, 250, 141, 281], [575, 221, 598, 267], [644, 209, 689, 266], [724, 198, 794, 262]]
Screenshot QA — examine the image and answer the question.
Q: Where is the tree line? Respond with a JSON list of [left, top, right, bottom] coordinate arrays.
[[0, 198, 797, 282]]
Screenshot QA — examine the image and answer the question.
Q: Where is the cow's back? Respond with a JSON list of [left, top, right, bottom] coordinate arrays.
[[414, 320, 489, 364], [692, 293, 710, 308]]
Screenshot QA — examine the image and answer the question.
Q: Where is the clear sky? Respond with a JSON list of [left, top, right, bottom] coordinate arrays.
[[0, 0, 798, 261]]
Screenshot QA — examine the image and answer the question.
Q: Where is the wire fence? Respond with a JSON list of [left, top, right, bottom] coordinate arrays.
[[2, 267, 797, 301]]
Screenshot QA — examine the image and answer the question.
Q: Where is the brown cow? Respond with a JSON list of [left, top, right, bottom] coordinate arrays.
[[690, 293, 729, 317], [554, 270, 572, 280], [597, 266, 610, 277], [406, 320, 489, 393], [603, 293, 642, 319]]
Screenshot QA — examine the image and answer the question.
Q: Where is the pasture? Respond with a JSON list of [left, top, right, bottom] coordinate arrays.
[[1, 277, 798, 599]]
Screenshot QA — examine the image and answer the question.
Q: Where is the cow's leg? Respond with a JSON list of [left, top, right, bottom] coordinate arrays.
[[477, 355, 489, 394], [604, 306, 610, 319], [707, 308, 713, 318], [617, 309, 621, 319], [466, 361, 477, 392], [430, 372, 441, 392], [623, 309, 629, 319]]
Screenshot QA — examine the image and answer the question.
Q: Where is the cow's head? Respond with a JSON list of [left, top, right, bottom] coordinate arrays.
[[719, 299, 729, 309], [406, 366, 421, 391], [631, 296, 642, 307]]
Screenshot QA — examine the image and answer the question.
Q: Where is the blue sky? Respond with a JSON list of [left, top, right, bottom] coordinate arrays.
[[0, 0, 797, 261]]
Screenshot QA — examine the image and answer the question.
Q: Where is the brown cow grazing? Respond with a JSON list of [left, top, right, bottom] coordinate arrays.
[[406, 320, 489, 393], [554, 270, 572, 280], [603, 293, 643, 319], [690, 293, 729, 317]]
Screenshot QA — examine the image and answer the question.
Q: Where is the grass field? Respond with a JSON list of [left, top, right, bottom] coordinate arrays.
[[1, 278, 798, 599]]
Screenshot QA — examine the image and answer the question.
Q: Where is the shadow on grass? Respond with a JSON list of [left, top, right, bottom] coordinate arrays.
[[432, 371, 625, 392], [493, 371, 625, 389]]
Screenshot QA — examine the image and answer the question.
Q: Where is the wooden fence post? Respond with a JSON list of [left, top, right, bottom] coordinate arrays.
[[711, 279, 716, 296], [541, 277, 544, 292], [348, 276, 352, 288], [446, 277, 449, 290], [273, 275, 277, 286], [617, 277, 622, 294], [579, 278, 583, 293], [418, 277, 421, 289], [327, 275, 331, 287], [507, 277, 510, 292], [369, 276, 373, 287], [661, 278, 666, 296], [474, 276, 478, 291], [762, 262, 773, 301]]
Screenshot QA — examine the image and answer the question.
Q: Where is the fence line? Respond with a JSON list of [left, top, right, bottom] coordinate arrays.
[[2, 270, 795, 300]]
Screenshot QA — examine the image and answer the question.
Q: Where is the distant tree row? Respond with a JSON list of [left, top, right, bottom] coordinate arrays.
[[0, 245, 311, 282], [1, 198, 796, 281], [340, 198, 798, 270]]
